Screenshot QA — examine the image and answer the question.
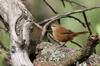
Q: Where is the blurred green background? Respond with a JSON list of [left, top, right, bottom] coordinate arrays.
[[0, 0, 100, 66]]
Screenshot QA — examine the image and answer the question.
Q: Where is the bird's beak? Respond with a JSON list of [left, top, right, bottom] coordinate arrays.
[[51, 26, 54, 29]]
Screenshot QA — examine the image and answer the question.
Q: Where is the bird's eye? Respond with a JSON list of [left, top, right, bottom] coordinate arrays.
[[51, 24, 59, 27], [52, 25, 56, 27]]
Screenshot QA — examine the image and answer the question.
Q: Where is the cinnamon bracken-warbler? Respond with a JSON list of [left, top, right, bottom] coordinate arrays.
[[51, 24, 88, 43]]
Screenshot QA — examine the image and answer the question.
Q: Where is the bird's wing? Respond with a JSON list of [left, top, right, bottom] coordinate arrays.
[[60, 30, 74, 34]]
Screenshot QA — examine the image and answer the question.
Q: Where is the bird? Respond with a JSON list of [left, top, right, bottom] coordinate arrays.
[[51, 24, 88, 47]]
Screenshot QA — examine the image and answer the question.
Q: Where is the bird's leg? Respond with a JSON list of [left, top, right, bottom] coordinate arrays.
[[70, 41, 82, 48], [59, 42, 67, 47], [47, 33, 61, 45]]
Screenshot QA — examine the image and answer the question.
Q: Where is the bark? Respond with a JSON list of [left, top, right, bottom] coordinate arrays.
[[0, 0, 34, 66]]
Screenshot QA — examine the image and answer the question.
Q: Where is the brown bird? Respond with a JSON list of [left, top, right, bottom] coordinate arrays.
[[51, 24, 88, 47]]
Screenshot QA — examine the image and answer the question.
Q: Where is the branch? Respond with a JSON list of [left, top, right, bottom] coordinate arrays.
[[80, 54, 100, 66], [39, 6, 100, 40], [40, 6, 100, 24], [42, 0, 86, 27], [33, 34, 99, 66]]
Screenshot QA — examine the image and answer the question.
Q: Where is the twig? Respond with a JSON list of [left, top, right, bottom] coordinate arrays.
[[26, 11, 43, 31], [20, 5, 43, 31], [70, 41, 82, 48], [61, 0, 65, 7], [0, 16, 9, 32], [67, 15, 86, 27], [69, 34, 99, 65], [43, 0, 58, 14], [82, 12, 92, 35], [32, 22, 43, 30], [65, 0, 87, 8]]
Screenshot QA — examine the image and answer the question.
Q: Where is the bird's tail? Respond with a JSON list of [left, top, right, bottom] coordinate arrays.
[[73, 31, 88, 36]]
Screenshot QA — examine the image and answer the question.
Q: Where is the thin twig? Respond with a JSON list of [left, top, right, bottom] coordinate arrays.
[[32, 22, 43, 30], [0, 15, 9, 32], [61, 0, 65, 7], [70, 40, 82, 48], [67, 15, 86, 27], [66, 0, 87, 8], [43, 0, 58, 14], [82, 12, 92, 35], [21, 7, 43, 31]]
